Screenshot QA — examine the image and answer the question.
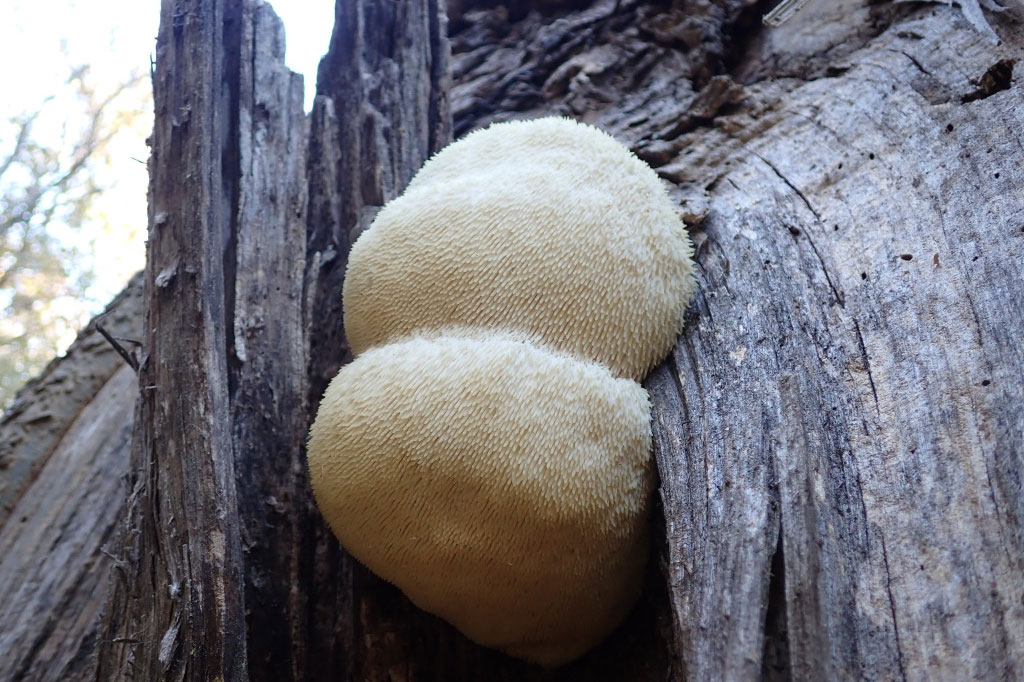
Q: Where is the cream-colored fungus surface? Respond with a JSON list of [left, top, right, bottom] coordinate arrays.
[[308, 117, 696, 665], [342, 117, 696, 381], [308, 332, 652, 665]]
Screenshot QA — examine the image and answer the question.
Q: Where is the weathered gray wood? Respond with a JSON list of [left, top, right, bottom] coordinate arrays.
[[651, 7, 1023, 679], [229, 4, 310, 680], [95, 0, 269, 678], [98, 0, 453, 680], [0, 275, 142, 527], [0, 365, 136, 682], [0, 274, 141, 682]]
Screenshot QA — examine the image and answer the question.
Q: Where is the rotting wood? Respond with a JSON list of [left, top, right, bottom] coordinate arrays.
[[0, 345, 139, 682], [0, 274, 142, 528], [0, 366, 135, 682], [95, 0, 265, 678], [95, 0, 454, 680]]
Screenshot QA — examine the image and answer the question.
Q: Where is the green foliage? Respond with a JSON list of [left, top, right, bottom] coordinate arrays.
[[0, 65, 149, 408]]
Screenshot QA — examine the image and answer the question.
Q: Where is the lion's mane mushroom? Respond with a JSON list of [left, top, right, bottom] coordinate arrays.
[[308, 117, 696, 666], [342, 116, 696, 381], [309, 331, 653, 665]]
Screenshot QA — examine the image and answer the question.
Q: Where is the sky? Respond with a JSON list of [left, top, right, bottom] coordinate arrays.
[[0, 0, 335, 341]]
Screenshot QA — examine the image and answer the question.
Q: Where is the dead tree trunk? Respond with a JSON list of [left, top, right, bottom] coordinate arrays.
[[1, 0, 1021, 680], [92, 0, 451, 680], [0, 279, 142, 682]]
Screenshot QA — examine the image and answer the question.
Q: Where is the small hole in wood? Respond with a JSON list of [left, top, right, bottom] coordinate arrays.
[[961, 59, 1015, 103], [900, 254, 913, 261]]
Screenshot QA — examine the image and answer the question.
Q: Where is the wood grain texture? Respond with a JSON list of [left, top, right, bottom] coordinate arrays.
[[0, 274, 141, 682], [95, 0, 454, 680], [0, 365, 135, 682], [0, 275, 142, 527], [646, 5, 1024, 681], [95, 1, 289, 679], [670, 18, 1021, 682], [229, 3, 310, 680]]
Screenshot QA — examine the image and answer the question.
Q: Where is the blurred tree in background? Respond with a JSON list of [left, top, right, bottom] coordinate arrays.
[[0, 64, 149, 408]]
